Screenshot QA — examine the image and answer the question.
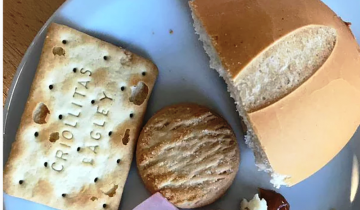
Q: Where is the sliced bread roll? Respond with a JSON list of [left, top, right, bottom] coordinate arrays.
[[189, 0, 360, 187]]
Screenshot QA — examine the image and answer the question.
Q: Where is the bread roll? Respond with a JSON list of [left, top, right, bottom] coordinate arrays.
[[189, 0, 360, 187]]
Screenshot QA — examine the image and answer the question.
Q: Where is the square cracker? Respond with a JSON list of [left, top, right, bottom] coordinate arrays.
[[4, 23, 158, 210]]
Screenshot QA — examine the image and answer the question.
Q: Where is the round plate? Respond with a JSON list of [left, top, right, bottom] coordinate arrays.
[[3, 0, 360, 209]]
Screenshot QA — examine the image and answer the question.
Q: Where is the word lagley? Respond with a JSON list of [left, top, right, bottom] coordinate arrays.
[[51, 72, 114, 173]]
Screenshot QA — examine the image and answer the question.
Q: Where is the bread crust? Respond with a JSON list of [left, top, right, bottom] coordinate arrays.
[[136, 103, 240, 208]]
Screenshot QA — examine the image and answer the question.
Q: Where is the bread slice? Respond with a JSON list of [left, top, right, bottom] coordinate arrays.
[[4, 23, 158, 210], [189, 0, 360, 187]]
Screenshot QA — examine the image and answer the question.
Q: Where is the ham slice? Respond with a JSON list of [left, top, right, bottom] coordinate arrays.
[[133, 193, 178, 210]]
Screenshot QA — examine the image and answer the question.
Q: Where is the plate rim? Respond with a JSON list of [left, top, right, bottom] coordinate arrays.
[[2, 0, 72, 133], [3, 0, 360, 209]]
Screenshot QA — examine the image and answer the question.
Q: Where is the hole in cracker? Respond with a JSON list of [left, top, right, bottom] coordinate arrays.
[[129, 113, 134, 118], [108, 131, 112, 136], [94, 177, 98, 182], [122, 129, 130, 145], [49, 132, 59, 143], [91, 100, 95, 104], [62, 40, 67, 44], [117, 159, 121, 164], [58, 114, 63, 120], [33, 103, 50, 124], [62, 193, 66, 197], [129, 82, 149, 106], [34, 132, 39, 137], [103, 56, 108, 60], [73, 68, 77, 73], [90, 196, 98, 201], [53, 47, 65, 56], [49, 85, 54, 90], [121, 86, 125, 91], [103, 185, 118, 197], [44, 162, 48, 167], [77, 147, 81, 152], [19, 180, 24, 184], [103, 204, 107, 208], [142, 72, 146, 76]]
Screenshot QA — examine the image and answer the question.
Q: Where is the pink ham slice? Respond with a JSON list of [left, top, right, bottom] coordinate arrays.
[[133, 192, 178, 210]]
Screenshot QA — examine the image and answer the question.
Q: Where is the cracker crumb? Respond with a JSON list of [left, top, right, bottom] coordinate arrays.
[[169, 29, 173, 34]]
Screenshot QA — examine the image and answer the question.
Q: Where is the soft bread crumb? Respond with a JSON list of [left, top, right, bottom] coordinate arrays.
[[240, 194, 267, 210], [270, 173, 291, 189], [236, 26, 336, 112]]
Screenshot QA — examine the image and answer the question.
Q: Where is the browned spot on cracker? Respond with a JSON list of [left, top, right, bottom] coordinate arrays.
[[34, 121, 62, 151], [129, 82, 149, 105], [105, 81, 119, 95], [59, 74, 81, 95], [103, 184, 118, 197], [33, 103, 50, 124], [92, 68, 109, 87], [122, 129, 130, 145], [120, 50, 133, 65], [49, 132, 59, 143], [52, 47, 65, 56], [129, 74, 142, 87], [109, 124, 127, 147], [64, 184, 104, 207], [33, 180, 54, 197]]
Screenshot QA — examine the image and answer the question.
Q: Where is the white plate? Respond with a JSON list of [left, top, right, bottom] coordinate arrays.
[[3, 0, 360, 209]]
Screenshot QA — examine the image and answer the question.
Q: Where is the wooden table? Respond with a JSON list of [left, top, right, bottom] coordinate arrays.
[[3, 0, 65, 103]]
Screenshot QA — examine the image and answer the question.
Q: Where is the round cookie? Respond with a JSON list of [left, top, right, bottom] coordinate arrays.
[[136, 103, 240, 208]]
